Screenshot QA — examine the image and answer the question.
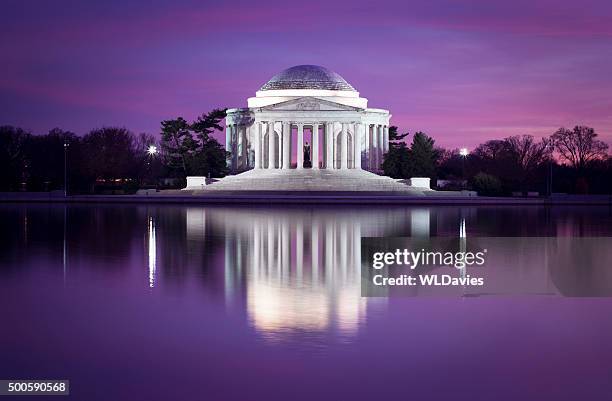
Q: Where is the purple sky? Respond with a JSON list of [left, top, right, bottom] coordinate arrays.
[[1, 0, 612, 149]]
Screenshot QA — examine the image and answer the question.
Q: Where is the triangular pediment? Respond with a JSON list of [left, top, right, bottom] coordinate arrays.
[[261, 97, 362, 112]]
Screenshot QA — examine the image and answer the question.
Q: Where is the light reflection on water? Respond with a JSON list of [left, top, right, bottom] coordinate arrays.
[[142, 205, 612, 340], [185, 207, 403, 342]]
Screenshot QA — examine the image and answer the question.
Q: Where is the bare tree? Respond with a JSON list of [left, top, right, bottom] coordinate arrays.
[[472, 139, 508, 161], [505, 135, 551, 175], [551, 126, 609, 169]]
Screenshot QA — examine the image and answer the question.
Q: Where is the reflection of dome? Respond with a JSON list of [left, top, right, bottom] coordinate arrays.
[[259, 65, 356, 91]]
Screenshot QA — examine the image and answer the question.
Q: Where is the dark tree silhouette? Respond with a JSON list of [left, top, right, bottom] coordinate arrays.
[[160, 117, 193, 175], [387, 125, 409, 144], [81, 127, 140, 181], [504, 135, 551, 190], [552, 126, 608, 169], [191, 108, 226, 142], [160, 110, 228, 177], [408, 132, 440, 178], [382, 131, 439, 179], [382, 142, 410, 178], [0, 126, 30, 190], [189, 108, 228, 177]]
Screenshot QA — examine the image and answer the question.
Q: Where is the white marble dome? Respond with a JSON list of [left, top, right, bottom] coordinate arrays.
[[249, 65, 366, 109], [259, 65, 356, 92]]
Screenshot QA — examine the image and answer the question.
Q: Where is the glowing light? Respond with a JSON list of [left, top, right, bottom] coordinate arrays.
[[148, 217, 157, 288], [459, 147, 469, 157], [147, 145, 158, 155]]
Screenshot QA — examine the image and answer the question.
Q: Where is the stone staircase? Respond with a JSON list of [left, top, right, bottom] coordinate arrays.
[[187, 169, 427, 193]]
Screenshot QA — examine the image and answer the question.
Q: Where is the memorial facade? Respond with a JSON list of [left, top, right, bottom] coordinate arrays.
[[194, 65, 429, 192], [225, 65, 390, 172]]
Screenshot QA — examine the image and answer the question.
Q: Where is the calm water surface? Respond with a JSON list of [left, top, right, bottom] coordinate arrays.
[[1, 204, 612, 400]]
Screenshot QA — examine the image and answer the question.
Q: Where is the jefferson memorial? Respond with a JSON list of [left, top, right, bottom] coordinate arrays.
[[195, 65, 424, 192]]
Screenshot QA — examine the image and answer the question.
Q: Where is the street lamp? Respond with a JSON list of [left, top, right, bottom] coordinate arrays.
[[146, 144, 159, 191], [63, 140, 69, 197], [459, 148, 469, 189]]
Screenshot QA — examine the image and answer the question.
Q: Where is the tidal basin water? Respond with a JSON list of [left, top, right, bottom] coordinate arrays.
[[1, 204, 612, 400]]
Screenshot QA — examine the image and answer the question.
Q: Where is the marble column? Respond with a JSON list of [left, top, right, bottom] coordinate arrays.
[[231, 125, 238, 172], [282, 122, 291, 169], [277, 130, 282, 169], [297, 123, 304, 169], [371, 125, 378, 170], [225, 124, 232, 168], [366, 124, 372, 170], [353, 122, 362, 169], [341, 123, 348, 170], [326, 122, 334, 169], [268, 121, 275, 169], [254, 122, 262, 169], [240, 126, 247, 168], [383, 125, 389, 153], [377, 124, 384, 170], [312, 123, 320, 169]]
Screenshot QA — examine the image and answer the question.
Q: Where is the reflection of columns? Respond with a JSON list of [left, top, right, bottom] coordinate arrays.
[[254, 122, 262, 169], [377, 125, 384, 169], [353, 123, 361, 169], [326, 122, 334, 169], [268, 121, 275, 169], [297, 123, 304, 169], [253, 222, 261, 278], [325, 224, 334, 283], [225, 235, 235, 301], [411, 209, 431, 237], [282, 219, 290, 281], [282, 122, 291, 169], [266, 218, 274, 275], [340, 221, 348, 279], [311, 220, 319, 283], [341, 123, 348, 170], [276, 222, 281, 281], [383, 125, 389, 153], [296, 220, 303, 285], [312, 123, 320, 169], [353, 222, 361, 276]]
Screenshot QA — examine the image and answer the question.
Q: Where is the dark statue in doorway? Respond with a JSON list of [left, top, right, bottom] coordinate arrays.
[[303, 142, 312, 168]]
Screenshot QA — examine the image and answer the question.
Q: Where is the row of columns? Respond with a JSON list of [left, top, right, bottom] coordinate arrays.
[[251, 121, 389, 171], [226, 121, 389, 172], [364, 124, 389, 171], [225, 124, 249, 171]]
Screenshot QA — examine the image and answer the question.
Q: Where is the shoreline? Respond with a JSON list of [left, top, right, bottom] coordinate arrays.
[[1, 192, 611, 205]]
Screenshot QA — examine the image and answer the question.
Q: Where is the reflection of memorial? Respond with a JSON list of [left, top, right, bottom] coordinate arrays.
[[217, 209, 401, 339], [182, 208, 432, 339]]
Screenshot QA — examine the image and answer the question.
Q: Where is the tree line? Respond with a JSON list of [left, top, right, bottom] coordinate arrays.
[[382, 125, 611, 195], [0, 109, 228, 193], [1, 110, 610, 195]]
